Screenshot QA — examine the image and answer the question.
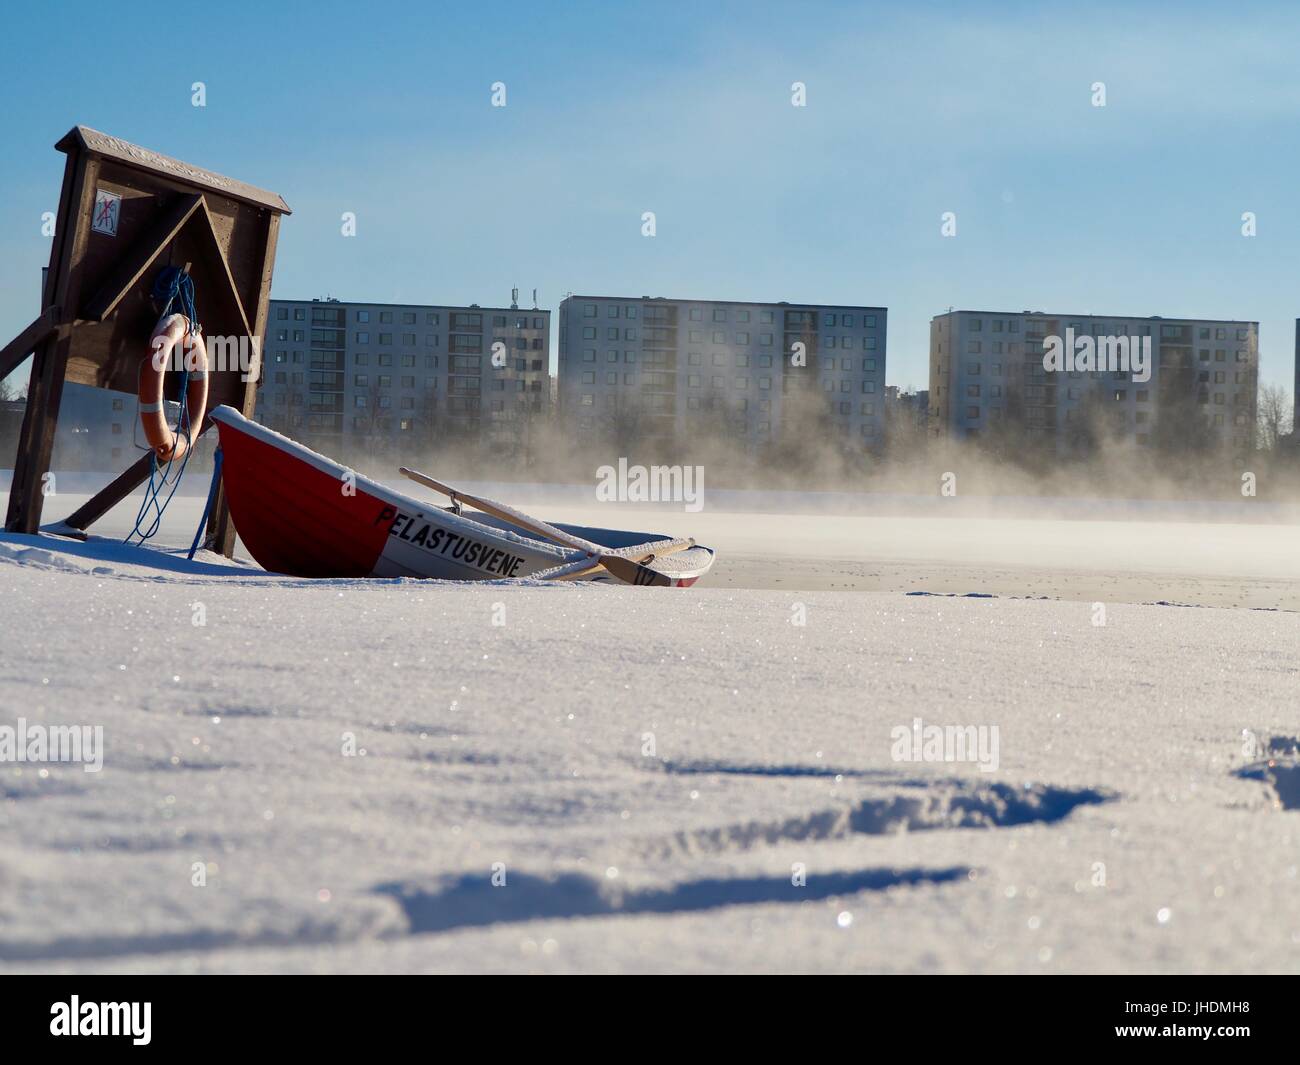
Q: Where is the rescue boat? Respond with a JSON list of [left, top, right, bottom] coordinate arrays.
[[208, 405, 716, 586]]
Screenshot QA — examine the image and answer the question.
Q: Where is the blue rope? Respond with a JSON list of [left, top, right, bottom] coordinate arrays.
[[187, 448, 223, 560], [125, 433, 193, 546], [125, 266, 201, 546], [151, 267, 200, 335]]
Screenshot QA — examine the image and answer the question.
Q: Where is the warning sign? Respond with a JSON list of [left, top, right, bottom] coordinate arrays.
[[91, 188, 120, 236]]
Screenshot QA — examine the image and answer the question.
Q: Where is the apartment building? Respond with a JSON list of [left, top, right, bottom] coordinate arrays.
[[557, 295, 887, 452], [256, 298, 550, 457], [46, 383, 195, 472], [929, 310, 1258, 455]]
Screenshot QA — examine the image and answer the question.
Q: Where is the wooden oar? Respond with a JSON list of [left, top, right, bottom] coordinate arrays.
[[542, 534, 698, 582], [398, 466, 684, 587]]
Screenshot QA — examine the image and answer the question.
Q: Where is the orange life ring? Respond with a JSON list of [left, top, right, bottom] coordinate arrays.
[[141, 313, 209, 463]]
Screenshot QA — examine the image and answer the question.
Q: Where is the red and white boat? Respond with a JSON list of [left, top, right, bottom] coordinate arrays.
[[209, 406, 715, 586]]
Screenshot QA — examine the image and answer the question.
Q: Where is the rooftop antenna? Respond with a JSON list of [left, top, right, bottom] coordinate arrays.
[[532, 288, 538, 310], [511, 287, 519, 310]]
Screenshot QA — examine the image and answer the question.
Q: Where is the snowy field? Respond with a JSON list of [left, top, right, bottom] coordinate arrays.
[[1, 484, 1299, 973]]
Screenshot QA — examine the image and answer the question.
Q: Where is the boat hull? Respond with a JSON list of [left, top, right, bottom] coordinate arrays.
[[209, 406, 714, 585]]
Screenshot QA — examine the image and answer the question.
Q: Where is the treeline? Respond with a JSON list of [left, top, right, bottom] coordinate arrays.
[[228, 384, 1300, 502]]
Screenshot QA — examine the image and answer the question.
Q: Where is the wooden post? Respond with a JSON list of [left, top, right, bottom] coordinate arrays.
[[204, 210, 281, 556], [5, 154, 98, 535]]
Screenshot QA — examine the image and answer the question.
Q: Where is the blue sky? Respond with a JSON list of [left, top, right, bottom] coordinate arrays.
[[1, 0, 1298, 392]]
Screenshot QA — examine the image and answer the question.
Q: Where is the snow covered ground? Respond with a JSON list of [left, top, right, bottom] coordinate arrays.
[[1, 484, 1298, 973]]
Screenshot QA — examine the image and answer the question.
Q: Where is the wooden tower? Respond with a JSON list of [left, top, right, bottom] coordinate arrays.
[[0, 126, 290, 555]]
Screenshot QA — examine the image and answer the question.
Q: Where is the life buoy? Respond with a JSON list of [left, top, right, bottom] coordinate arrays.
[[141, 313, 208, 463]]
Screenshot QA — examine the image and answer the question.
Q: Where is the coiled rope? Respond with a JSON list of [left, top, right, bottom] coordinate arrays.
[[125, 267, 201, 546]]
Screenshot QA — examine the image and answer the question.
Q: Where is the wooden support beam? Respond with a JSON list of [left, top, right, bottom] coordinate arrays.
[[193, 198, 254, 339], [0, 306, 61, 381], [80, 194, 203, 321], [204, 210, 280, 557], [42, 148, 79, 311], [5, 154, 98, 535], [59, 453, 153, 531]]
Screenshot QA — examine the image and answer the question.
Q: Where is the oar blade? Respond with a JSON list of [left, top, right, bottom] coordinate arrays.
[[598, 553, 674, 587]]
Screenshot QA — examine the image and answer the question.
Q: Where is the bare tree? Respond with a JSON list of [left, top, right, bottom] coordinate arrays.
[[884, 388, 928, 461], [1256, 383, 1293, 451], [764, 379, 841, 480], [1151, 385, 1215, 456], [350, 388, 392, 469], [414, 385, 441, 452], [511, 381, 549, 471], [597, 392, 647, 457]]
